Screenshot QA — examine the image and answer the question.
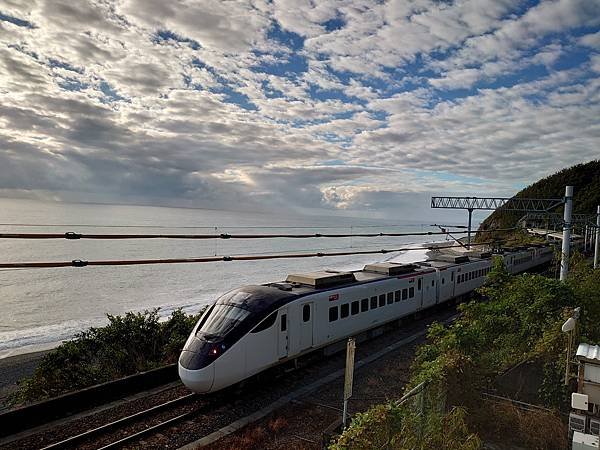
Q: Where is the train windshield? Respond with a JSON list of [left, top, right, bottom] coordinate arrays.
[[199, 304, 251, 337]]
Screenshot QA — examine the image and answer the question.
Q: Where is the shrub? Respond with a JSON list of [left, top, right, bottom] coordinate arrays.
[[10, 308, 204, 404]]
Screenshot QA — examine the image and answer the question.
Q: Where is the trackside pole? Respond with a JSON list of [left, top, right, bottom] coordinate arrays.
[[594, 206, 600, 269], [342, 337, 356, 429], [560, 186, 573, 281], [467, 208, 473, 249]]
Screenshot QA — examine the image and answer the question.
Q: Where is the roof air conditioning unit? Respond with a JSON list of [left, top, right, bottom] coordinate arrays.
[[571, 412, 588, 433], [590, 419, 600, 437]]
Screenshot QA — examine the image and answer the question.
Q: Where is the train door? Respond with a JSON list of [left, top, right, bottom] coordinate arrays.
[[299, 302, 314, 352], [277, 308, 289, 359], [422, 273, 436, 308]]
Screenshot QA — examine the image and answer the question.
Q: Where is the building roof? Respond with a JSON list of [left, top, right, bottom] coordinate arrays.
[[576, 343, 600, 362]]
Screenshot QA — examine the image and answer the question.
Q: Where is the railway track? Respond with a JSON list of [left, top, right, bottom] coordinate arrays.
[[0, 363, 180, 439], [40, 393, 198, 449]]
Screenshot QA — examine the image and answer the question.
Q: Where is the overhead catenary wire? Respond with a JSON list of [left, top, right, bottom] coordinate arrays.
[[0, 228, 516, 240], [0, 242, 494, 270], [0, 222, 465, 229]]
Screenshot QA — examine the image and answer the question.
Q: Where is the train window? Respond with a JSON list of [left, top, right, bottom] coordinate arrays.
[[418, 279, 422, 290], [409, 287, 414, 298], [395, 290, 401, 302], [302, 305, 310, 322], [329, 306, 338, 322], [351, 301, 359, 315], [371, 296, 378, 309], [442, 278, 445, 285], [387, 293, 393, 304], [402, 288, 408, 300], [280, 314, 287, 332], [199, 304, 250, 337], [195, 304, 215, 332], [451, 272, 454, 281], [431, 280, 435, 287], [379, 294, 385, 307], [361, 298, 369, 312], [341, 303, 349, 318], [251, 311, 278, 333]]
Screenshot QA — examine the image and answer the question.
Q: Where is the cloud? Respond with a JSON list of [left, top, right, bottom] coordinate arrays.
[[0, 0, 599, 220]]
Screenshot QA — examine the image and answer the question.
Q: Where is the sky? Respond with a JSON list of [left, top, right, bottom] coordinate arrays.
[[0, 0, 599, 220]]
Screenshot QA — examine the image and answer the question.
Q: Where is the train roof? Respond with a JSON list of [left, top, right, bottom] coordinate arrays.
[[267, 262, 433, 295]]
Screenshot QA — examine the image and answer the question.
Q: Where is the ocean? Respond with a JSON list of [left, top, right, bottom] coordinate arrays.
[[0, 198, 447, 358]]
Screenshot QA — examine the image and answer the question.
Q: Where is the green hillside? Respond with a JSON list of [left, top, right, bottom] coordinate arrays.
[[479, 159, 600, 233]]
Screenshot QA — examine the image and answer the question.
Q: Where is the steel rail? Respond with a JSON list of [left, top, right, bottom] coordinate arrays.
[[0, 242, 496, 269], [0, 228, 515, 240], [97, 406, 206, 450], [40, 393, 197, 450]]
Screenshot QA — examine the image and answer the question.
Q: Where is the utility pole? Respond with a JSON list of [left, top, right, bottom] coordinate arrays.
[[595, 205, 600, 269], [560, 186, 574, 281], [467, 208, 473, 249]]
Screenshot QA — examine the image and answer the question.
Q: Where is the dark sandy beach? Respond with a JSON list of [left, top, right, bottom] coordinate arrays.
[[0, 351, 49, 408]]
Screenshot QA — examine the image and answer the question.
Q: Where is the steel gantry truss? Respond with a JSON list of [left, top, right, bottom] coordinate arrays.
[[430, 195, 564, 249], [430, 196, 564, 212]]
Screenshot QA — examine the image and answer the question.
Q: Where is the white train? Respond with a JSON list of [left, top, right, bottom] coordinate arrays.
[[179, 245, 555, 393]]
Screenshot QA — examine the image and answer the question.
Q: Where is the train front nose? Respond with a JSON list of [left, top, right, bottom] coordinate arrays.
[[178, 357, 215, 393], [178, 335, 217, 393]]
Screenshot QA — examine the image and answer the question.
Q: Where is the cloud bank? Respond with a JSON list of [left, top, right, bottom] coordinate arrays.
[[0, 0, 599, 218]]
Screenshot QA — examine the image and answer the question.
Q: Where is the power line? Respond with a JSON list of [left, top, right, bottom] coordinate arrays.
[[0, 223, 438, 229], [0, 228, 515, 240], [0, 242, 493, 270]]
